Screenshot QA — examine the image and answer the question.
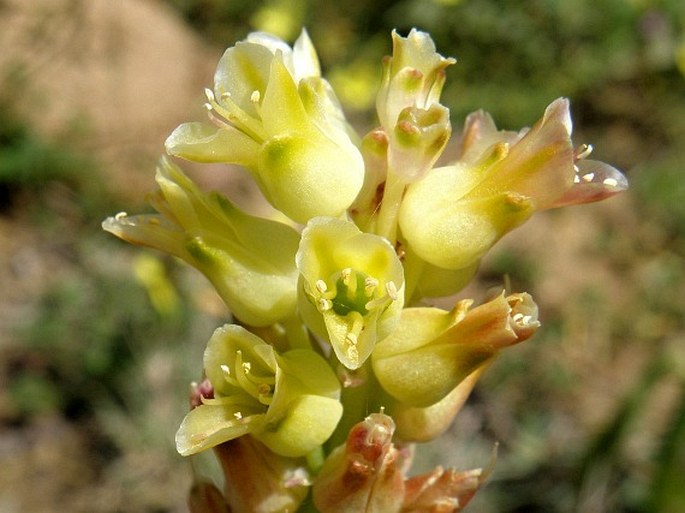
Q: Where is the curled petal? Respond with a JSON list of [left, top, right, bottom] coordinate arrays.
[[402, 452, 496, 513], [165, 122, 260, 166], [552, 159, 629, 208], [313, 413, 405, 513], [176, 402, 261, 456]]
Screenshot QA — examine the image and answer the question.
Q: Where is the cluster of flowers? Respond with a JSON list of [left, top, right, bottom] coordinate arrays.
[[103, 29, 627, 513]]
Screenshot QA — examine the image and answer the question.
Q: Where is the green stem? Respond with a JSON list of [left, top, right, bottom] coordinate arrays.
[[325, 359, 383, 451], [282, 315, 313, 351], [374, 172, 406, 244]]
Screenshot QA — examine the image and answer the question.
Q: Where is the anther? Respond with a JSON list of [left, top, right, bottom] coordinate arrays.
[[364, 277, 379, 296], [250, 90, 261, 103], [242, 361, 252, 374], [234, 411, 243, 420], [316, 279, 328, 294], [574, 143, 593, 160], [204, 87, 215, 102], [603, 177, 619, 187], [114, 211, 127, 220], [385, 281, 398, 301], [317, 298, 332, 312], [582, 172, 595, 182], [341, 268, 352, 286]]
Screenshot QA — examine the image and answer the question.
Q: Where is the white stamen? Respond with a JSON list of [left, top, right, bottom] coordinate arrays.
[[317, 298, 332, 312], [234, 411, 243, 420], [220, 364, 231, 376], [316, 279, 328, 293], [250, 90, 261, 103], [341, 268, 352, 286], [575, 143, 593, 160], [385, 281, 398, 301], [242, 361, 251, 373], [203, 102, 213, 112], [574, 174, 581, 183], [204, 87, 215, 102], [603, 177, 619, 187], [114, 211, 127, 220], [364, 277, 379, 296], [582, 173, 595, 182]]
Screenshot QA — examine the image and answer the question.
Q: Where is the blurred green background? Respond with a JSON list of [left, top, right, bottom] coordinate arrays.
[[1, 0, 684, 512]]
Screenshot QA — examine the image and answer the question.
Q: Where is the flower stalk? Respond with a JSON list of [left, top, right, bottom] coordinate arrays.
[[103, 27, 627, 513]]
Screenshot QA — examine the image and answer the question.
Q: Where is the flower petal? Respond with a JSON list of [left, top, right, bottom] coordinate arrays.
[[552, 159, 629, 208], [175, 404, 262, 456], [165, 122, 260, 166]]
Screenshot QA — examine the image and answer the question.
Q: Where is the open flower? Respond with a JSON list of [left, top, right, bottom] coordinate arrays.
[[372, 292, 540, 407], [175, 324, 342, 457], [296, 217, 405, 370], [165, 29, 364, 223], [102, 157, 299, 327], [399, 98, 628, 270]]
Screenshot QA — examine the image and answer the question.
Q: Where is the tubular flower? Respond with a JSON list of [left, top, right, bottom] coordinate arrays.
[[102, 157, 299, 327], [399, 98, 628, 270], [372, 292, 540, 407], [313, 413, 407, 513], [175, 324, 343, 458], [165, 29, 364, 223], [296, 217, 405, 370]]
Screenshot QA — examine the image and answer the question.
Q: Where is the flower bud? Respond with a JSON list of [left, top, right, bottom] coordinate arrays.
[[349, 129, 389, 231], [313, 413, 406, 513], [296, 217, 405, 370], [389, 103, 451, 182], [102, 158, 299, 327], [376, 29, 455, 182], [372, 292, 539, 407], [214, 436, 310, 513], [165, 29, 364, 223], [376, 29, 455, 132], [175, 324, 342, 458]]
